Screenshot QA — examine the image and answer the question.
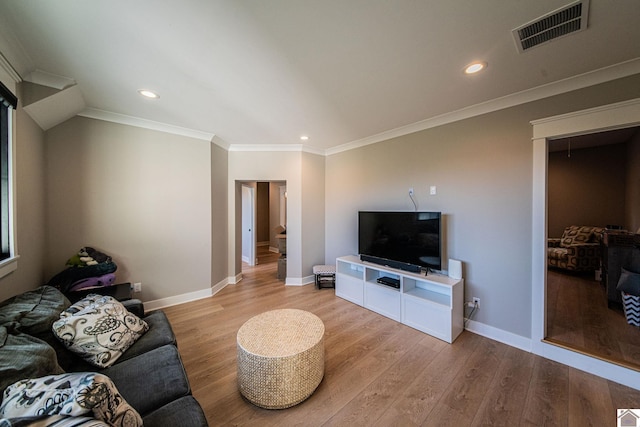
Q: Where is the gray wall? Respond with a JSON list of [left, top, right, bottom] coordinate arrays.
[[44, 116, 213, 302], [325, 74, 640, 339], [269, 181, 285, 250], [548, 143, 628, 237], [302, 152, 326, 273], [228, 150, 325, 283], [627, 132, 640, 233], [210, 138, 228, 288], [256, 182, 270, 243], [0, 80, 47, 301]]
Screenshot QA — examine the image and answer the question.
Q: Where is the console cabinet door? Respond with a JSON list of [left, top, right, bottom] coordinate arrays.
[[336, 274, 364, 306], [364, 283, 401, 321], [402, 296, 451, 343]]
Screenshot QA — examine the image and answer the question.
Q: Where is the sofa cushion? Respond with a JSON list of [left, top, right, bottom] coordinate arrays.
[[560, 225, 594, 247], [0, 415, 108, 426], [52, 295, 148, 368], [0, 372, 142, 426], [121, 299, 144, 318], [142, 396, 208, 427], [55, 310, 177, 372], [0, 329, 65, 394], [0, 286, 69, 336], [116, 311, 177, 363], [101, 345, 191, 416]]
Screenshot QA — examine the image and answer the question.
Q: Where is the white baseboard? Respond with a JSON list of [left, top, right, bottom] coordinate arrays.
[[144, 277, 229, 312], [228, 273, 243, 284], [464, 319, 532, 353], [145, 287, 213, 312], [211, 277, 228, 296], [531, 338, 640, 391], [269, 246, 279, 253], [465, 319, 640, 390], [285, 275, 315, 286]]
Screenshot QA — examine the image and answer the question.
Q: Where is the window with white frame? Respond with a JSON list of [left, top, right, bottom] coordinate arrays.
[[0, 80, 17, 264]]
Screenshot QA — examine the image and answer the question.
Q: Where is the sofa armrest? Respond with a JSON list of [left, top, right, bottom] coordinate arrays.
[[548, 238, 562, 248], [122, 299, 145, 317]]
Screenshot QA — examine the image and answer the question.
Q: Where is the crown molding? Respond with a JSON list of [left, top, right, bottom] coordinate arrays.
[[326, 58, 640, 156], [228, 144, 325, 155], [0, 51, 21, 83], [530, 97, 640, 127], [78, 108, 215, 143], [25, 57, 640, 156], [229, 144, 303, 152], [530, 97, 640, 140]]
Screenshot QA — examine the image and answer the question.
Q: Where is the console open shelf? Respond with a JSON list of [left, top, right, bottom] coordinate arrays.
[[335, 255, 464, 343]]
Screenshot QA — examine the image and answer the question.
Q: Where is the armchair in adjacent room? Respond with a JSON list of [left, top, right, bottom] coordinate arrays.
[[547, 225, 604, 272]]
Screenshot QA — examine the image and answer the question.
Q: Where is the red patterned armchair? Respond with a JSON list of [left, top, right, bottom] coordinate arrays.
[[547, 225, 604, 271]]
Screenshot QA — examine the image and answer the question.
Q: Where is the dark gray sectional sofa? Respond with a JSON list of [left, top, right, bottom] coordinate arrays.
[[0, 285, 207, 426]]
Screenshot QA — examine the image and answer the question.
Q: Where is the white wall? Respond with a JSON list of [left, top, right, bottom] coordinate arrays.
[[44, 116, 212, 302]]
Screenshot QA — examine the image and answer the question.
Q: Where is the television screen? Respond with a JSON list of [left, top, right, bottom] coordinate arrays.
[[358, 211, 441, 271]]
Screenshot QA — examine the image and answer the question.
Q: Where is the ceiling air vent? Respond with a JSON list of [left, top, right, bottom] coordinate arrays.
[[512, 0, 590, 53]]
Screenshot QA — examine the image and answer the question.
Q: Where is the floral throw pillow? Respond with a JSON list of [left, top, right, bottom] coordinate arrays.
[[52, 295, 148, 368], [0, 372, 142, 426], [0, 415, 109, 426]]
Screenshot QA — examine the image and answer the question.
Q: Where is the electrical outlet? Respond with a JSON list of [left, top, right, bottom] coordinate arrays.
[[409, 187, 414, 196], [133, 282, 142, 293], [473, 297, 480, 308]]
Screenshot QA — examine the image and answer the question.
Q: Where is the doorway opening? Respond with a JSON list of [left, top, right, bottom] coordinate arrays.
[[532, 98, 640, 388], [545, 127, 640, 369], [240, 181, 287, 273]]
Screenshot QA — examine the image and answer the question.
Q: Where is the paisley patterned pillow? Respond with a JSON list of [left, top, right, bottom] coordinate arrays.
[[0, 372, 142, 426], [52, 295, 148, 368]]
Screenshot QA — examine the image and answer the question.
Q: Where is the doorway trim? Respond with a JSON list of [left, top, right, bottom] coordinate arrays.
[[241, 184, 256, 267], [531, 98, 640, 389]]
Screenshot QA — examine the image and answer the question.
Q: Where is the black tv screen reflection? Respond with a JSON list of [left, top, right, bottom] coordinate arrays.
[[358, 211, 442, 272]]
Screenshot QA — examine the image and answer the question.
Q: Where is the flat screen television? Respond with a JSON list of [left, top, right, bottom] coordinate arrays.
[[358, 211, 441, 273]]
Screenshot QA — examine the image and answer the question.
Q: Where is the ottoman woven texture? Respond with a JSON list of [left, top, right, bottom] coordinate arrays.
[[236, 309, 325, 409]]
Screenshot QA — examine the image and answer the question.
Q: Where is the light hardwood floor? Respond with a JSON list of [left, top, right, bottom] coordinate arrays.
[[162, 258, 640, 426], [546, 268, 640, 369]]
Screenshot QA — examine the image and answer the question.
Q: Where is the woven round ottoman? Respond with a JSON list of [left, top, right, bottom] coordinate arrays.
[[236, 309, 325, 409]]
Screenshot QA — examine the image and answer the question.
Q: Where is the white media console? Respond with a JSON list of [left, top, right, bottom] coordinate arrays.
[[335, 255, 464, 343]]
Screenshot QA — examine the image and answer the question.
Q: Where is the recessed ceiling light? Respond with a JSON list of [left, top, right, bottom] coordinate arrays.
[[138, 89, 159, 99], [300, 135, 309, 141], [464, 61, 487, 75]]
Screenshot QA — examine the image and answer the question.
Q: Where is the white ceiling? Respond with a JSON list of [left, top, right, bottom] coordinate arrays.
[[0, 0, 639, 153]]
